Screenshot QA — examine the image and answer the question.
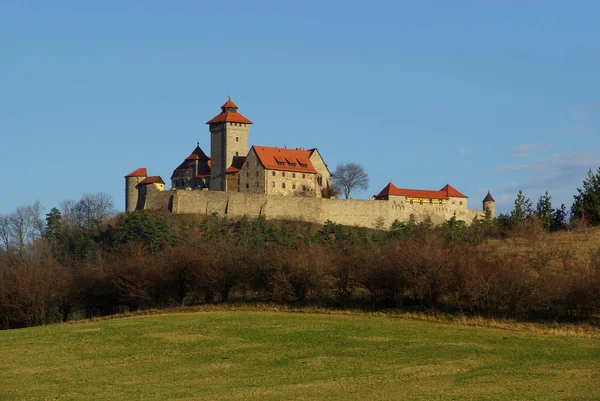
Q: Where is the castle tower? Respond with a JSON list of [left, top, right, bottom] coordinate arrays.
[[124, 168, 147, 212], [483, 191, 496, 218], [206, 98, 253, 191]]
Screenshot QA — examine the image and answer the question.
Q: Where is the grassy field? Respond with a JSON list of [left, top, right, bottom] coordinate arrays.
[[0, 310, 599, 401]]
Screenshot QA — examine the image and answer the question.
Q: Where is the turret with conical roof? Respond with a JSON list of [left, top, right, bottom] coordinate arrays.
[[125, 168, 147, 212], [207, 97, 252, 191], [483, 191, 496, 218]]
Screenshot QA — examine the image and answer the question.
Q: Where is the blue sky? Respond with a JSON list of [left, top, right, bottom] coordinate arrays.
[[1, 1, 599, 215]]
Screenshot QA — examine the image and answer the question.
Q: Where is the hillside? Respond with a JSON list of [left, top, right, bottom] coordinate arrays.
[[1, 310, 599, 400]]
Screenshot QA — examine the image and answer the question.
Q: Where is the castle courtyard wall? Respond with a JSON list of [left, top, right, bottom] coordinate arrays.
[[141, 188, 487, 229]]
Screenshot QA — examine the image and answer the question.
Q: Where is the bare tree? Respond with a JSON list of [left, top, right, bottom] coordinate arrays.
[[6, 201, 44, 252], [73, 192, 116, 229], [332, 163, 369, 199], [0, 214, 11, 252]]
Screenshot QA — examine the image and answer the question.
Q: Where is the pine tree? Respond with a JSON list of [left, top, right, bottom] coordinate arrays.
[[511, 190, 533, 222], [571, 167, 600, 225], [536, 191, 552, 232]]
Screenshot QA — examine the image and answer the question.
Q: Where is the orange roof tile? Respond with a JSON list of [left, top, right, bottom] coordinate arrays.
[[252, 146, 317, 174], [375, 182, 468, 199], [206, 98, 253, 124], [206, 111, 253, 124], [440, 184, 468, 198], [137, 176, 165, 186], [125, 168, 147, 178], [221, 98, 238, 109]]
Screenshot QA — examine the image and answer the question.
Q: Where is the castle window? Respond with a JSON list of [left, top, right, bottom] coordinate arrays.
[[255, 171, 258, 177], [246, 172, 249, 177], [410, 200, 413, 204], [429, 199, 433, 204], [282, 183, 286, 189], [300, 163, 307, 168], [302, 174, 305, 178], [452, 201, 456, 204], [289, 162, 296, 167], [235, 151, 239, 156], [292, 173, 296, 178], [272, 171, 276, 176], [420, 200, 423, 205], [282, 172, 286, 177], [236, 137, 239, 142], [256, 182, 259, 187], [277, 162, 285, 166], [245, 183, 249, 189], [256, 161, 259, 166], [460, 201, 463, 205], [292, 184, 296, 189]]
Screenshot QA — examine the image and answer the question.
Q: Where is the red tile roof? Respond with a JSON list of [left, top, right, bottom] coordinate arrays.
[[206, 98, 253, 124], [225, 157, 247, 174], [137, 176, 165, 186], [252, 146, 317, 174], [375, 182, 468, 199], [206, 111, 253, 124], [221, 98, 238, 109], [173, 145, 212, 175], [125, 168, 147, 178]]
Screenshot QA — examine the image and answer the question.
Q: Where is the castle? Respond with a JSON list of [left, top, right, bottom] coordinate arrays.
[[125, 99, 495, 228]]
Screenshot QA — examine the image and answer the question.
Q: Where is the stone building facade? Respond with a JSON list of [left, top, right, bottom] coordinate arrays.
[[124, 98, 495, 228]]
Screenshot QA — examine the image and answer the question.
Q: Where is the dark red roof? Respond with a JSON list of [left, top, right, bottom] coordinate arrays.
[[137, 176, 165, 186], [125, 168, 147, 178], [375, 182, 468, 199], [483, 191, 495, 202], [185, 145, 209, 161], [225, 157, 247, 174], [252, 146, 317, 174]]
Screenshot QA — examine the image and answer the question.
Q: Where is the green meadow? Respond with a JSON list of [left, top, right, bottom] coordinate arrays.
[[1, 310, 598, 401]]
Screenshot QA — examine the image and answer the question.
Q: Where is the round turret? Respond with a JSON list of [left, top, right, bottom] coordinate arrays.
[[125, 168, 147, 212], [483, 191, 496, 218]]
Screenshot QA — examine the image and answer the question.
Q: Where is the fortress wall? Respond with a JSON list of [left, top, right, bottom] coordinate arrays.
[[262, 195, 323, 223], [173, 190, 230, 215], [319, 198, 392, 228], [142, 187, 173, 212], [142, 189, 488, 228], [227, 192, 267, 218]]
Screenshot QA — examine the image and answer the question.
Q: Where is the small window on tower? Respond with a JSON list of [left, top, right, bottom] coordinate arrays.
[[236, 137, 239, 142], [272, 171, 276, 176], [235, 151, 239, 156], [245, 183, 249, 189], [282, 183, 286, 189]]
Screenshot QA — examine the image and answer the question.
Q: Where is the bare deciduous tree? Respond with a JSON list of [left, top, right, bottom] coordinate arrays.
[[332, 163, 369, 199], [73, 192, 116, 229]]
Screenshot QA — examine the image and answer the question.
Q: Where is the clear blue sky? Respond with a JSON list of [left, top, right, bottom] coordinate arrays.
[[1, 1, 599, 215]]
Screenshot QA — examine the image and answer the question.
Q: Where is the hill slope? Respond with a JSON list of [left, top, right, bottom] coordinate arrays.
[[1, 310, 599, 400]]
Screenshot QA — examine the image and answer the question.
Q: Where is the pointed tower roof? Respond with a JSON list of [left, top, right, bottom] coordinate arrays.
[[206, 97, 253, 124], [185, 145, 209, 161], [483, 191, 495, 202]]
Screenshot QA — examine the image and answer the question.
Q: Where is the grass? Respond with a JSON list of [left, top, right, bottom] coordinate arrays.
[[1, 309, 599, 401]]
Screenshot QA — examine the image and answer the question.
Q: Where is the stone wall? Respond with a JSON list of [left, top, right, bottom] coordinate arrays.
[[140, 187, 487, 229]]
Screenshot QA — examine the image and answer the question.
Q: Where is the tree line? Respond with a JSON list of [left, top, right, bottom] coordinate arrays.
[[1, 167, 600, 329]]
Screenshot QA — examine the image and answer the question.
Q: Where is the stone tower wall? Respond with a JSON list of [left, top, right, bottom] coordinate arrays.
[[125, 176, 145, 213], [209, 122, 250, 191]]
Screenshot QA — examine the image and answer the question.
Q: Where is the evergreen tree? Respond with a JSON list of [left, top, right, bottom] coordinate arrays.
[[551, 204, 568, 231], [571, 167, 600, 225], [511, 190, 533, 222], [536, 191, 553, 232]]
